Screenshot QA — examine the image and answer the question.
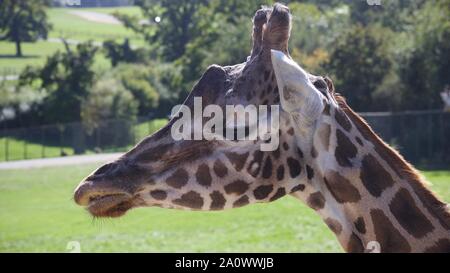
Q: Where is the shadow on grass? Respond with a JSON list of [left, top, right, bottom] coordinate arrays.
[[0, 54, 39, 59]]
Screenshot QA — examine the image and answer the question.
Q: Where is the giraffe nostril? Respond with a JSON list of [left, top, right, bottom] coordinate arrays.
[[74, 181, 94, 206]]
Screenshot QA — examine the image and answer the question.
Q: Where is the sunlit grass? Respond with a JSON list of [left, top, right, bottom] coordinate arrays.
[[47, 7, 142, 43], [0, 165, 448, 253]]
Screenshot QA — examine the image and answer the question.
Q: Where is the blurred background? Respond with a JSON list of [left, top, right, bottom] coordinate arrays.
[[0, 0, 449, 253]]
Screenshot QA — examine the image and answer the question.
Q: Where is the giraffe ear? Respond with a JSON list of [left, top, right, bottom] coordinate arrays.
[[271, 50, 324, 123]]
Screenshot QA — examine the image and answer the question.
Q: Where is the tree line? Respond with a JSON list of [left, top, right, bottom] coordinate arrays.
[[1, 0, 449, 130]]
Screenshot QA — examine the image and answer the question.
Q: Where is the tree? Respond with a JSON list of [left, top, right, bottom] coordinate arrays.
[[117, 0, 266, 62], [81, 78, 138, 134], [116, 0, 210, 62], [178, 7, 252, 87], [111, 64, 160, 115], [325, 25, 393, 111], [81, 77, 139, 151], [347, 0, 426, 31], [0, 82, 46, 125], [103, 38, 149, 67], [0, 0, 52, 57], [399, 0, 450, 110], [19, 41, 98, 123]]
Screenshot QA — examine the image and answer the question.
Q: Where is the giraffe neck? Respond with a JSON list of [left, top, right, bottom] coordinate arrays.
[[294, 100, 450, 253]]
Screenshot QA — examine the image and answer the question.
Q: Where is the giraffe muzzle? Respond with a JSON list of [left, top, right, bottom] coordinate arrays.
[[74, 180, 134, 217]]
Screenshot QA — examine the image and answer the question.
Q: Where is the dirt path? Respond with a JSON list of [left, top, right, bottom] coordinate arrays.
[[69, 10, 122, 25], [0, 153, 123, 170]]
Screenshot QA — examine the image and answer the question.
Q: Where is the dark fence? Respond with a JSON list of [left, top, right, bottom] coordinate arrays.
[[1, 110, 449, 168], [0, 117, 165, 161], [361, 110, 450, 168]]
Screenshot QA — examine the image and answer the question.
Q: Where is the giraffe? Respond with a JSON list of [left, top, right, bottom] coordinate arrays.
[[270, 49, 450, 253], [73, 3, 450, 252]]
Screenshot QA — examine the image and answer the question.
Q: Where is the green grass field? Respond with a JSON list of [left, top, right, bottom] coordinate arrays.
[[47, 7, 142, 42], [0, 166, 448, 253], [0, 41, 71, 75], [0, 7, 144, 74]]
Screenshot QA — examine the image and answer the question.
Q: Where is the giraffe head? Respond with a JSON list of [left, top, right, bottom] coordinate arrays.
[[74, 3, 312, 218]]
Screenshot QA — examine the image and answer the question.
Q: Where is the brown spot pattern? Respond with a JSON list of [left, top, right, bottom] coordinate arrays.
[[354, 217, 366, 234], [290, 184, 305, 193], [373, 145, 404, 179], [335, 129, 357, 167], [276, 165, 285, 181], [335, 109, 352, 132], [287, 157, 302, 178], [196, 164, 212, 187], [424, 239, 450, 253], [346, 233, 364, 253], [287, 127, 294, 135], [262, 157, 273, 179], [389, 188, 434, 238], [233, 195, 249, 207], [307, 192, 325, 210], [324, 171, 361, 203], [254, 185, 274, 200], [247, 150, 264, 177], [269, 187, 286, 201], [166, 168, 189, 189], [370, 209, 411, 253], [272, 146, 281, 159], [264, 70, 271, 81], [360, 154, 395, 197], [213, 160, 228, 178], [325, 218, 343, 235], [224, 180, 249, 195], [225, 151, 249, 171], [355, 136, 363, 146], [173, 191, 204, 209], [210, 191, 226, 210], [150, 190, 167, 200], [306, 165, 314, 180]]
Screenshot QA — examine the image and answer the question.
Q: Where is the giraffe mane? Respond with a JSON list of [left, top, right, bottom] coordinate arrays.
[[333, 94, 450, 230]]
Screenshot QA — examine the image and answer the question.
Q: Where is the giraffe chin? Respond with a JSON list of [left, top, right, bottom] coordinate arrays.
[[87, 194, 134, 218]]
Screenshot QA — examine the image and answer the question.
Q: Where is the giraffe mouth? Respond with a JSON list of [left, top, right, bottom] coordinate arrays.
[[87, 193, 134, 218]]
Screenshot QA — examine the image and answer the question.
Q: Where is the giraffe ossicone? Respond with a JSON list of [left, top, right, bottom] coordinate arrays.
[[73, 3, 450, 253]]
